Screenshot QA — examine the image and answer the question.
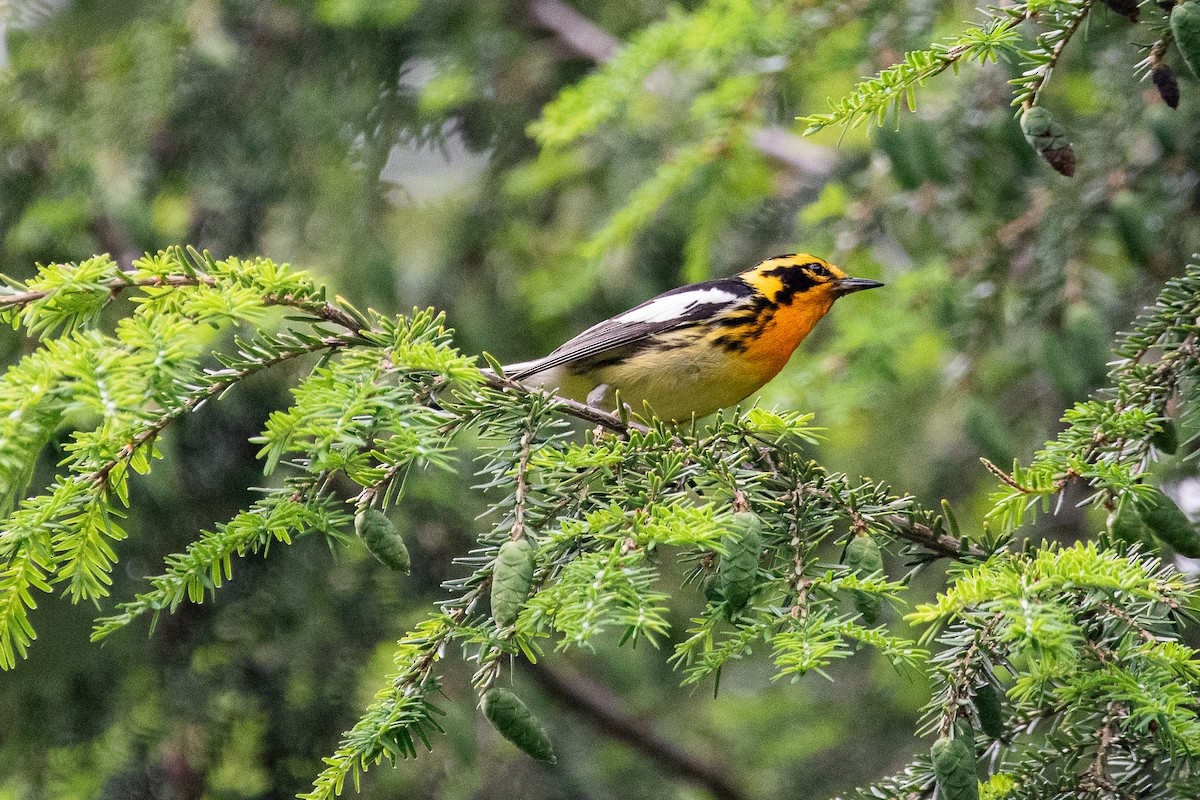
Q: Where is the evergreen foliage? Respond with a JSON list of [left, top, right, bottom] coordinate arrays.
[[798, 0, 1193, 175], [2, 250, 1199, 799], [2, 1, 1200, 798]]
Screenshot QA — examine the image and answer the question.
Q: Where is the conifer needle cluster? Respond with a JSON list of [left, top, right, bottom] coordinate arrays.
[[1, 248, 1198, 799]]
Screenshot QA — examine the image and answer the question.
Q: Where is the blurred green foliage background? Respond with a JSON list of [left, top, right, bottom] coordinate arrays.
[[0, 0, 1198, 798]]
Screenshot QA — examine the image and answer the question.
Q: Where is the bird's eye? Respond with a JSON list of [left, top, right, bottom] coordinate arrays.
[[806, 263, 831, 278]]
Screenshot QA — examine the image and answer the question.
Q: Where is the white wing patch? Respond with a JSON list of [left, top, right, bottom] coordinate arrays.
[[504, 282, 747, 380], [614, 287, 742, 324]]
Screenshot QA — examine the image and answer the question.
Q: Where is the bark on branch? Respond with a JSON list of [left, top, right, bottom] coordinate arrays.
[[525, 661, 749, 800]]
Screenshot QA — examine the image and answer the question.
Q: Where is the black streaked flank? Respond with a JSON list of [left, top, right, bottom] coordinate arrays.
[[715, 304, 762, 327], [713, 298, 775, 352], [712, 333, 751, 353], [511, 277, 754, 380], [567, 332, 706, 373]]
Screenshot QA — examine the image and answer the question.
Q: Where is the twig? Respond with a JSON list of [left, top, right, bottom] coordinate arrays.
[[1021, 0, 1096, 109], [0, 270, 366, 338], [0, 273, 217, 310], [800, 483, 985, 561], [511, 425, 533, 541], [356, 460, 407, 509], [481, 371, 650, 435], [980, 457, 1032, 494], [1095, 601, 1158, 644], [1081, 702, 1122, 796], [939, 611, 1005, 738], [525, 661, 749, 800], [89, 335, 349, 488], [528, 0, 618, 61], [878, 513, 987, 560], [262, 292, 364, 333], [787, 510, 810, 620]]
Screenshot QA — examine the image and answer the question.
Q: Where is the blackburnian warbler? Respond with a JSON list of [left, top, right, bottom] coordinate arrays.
[[504, 254, 882, 421]]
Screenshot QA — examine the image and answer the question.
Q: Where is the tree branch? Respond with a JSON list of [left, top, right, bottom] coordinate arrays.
[[526, 0, 834, 178], [510, 424, 533, 540], [525, 661, 749, 800], [879, 513, 986, 560], [90, 334, 350, 488], [479, 374, 985, 560], [0, 273, 217, 310], [0, 273, 365, 335], [481, 371, 650, 435], [1021, 0, 1096, 109], [262, 292, 364, 333]]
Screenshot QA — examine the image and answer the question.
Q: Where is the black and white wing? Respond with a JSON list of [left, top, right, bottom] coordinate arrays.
[[506, 278, 751, 379]]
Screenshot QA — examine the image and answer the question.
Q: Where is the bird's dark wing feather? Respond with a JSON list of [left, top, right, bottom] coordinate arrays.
[[507, 278, 751, 379]]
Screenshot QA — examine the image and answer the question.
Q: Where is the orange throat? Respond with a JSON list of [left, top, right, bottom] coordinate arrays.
[[742, 295, 835, 380]]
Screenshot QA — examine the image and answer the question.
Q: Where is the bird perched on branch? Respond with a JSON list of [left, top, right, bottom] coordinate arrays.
[[503, 253, 883, 421]]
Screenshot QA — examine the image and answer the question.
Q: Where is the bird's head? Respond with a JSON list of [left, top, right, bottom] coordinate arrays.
[[740, 254, 884, 305]]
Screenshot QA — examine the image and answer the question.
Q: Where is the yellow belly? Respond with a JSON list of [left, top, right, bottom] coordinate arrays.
[[526, 340, 773, 422], [519, 296, 835, 421]]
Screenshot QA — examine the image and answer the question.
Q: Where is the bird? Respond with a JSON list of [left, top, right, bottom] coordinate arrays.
[[502, 253, 883, 422]]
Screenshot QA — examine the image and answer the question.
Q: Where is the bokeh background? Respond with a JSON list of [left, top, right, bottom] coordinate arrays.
[[1, 1, 1198, 798]]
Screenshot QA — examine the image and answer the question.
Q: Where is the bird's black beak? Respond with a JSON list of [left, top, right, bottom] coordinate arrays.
[[835, 276, 885, 296]]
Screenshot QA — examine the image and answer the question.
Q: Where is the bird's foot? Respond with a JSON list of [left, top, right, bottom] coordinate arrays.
[[586, 383, 612, 408]]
